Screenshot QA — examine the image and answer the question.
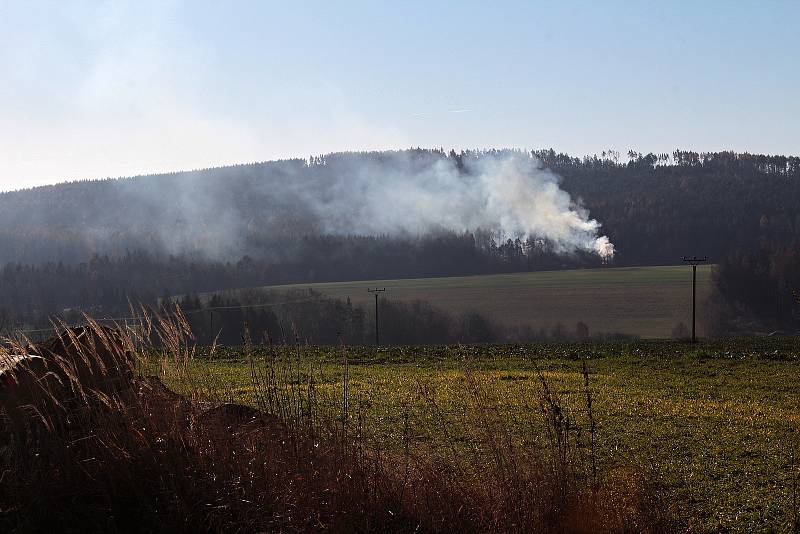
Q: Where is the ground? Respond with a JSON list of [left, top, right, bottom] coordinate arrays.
[[163, 338, 800, 532], [201, 265, 713, 339]]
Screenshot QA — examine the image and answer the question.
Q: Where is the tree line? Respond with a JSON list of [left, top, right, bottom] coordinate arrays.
[[708, 240, 800, 334], [0, 238, 594, 330], [171, 290, 615, 346]]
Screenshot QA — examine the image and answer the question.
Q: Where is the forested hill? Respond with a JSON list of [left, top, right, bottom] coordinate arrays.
[[1, 148, 799, 327], [2, 148, 799, 268], [544, 149, 800, 264]]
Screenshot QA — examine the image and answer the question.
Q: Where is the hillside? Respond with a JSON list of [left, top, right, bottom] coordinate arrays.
[[0, 149, 797, 267], [0, 148, 793, 330]]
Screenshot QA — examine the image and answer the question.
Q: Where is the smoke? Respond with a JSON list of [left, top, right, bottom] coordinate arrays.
[[0, 150, 615, 264], [293, 152, 615, 259]]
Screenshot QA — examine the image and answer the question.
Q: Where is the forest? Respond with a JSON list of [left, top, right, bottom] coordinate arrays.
[[1, 148, 799, 332], [710, 240, 800, 334]]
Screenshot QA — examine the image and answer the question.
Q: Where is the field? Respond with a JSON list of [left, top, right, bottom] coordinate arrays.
[[169, 338, 800, 532], [208, 265, 713, 339]]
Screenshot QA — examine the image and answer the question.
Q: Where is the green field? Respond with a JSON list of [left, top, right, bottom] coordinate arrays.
[[167, 338, 800, 532], [210, 265, 713, 339]]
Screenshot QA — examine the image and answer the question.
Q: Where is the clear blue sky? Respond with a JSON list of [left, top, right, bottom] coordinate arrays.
[[1, 0, 798, 190]]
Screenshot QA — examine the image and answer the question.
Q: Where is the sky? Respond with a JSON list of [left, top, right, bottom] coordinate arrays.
[[1, 0, 798, 191]]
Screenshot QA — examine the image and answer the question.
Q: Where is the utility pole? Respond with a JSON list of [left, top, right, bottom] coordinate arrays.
[[367, 288, 386, 346], [682, 256, 709, 343]]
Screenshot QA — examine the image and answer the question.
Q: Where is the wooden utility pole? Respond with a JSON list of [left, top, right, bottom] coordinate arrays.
[[682, 256, 709, 343], [367, 288, 386, 346]]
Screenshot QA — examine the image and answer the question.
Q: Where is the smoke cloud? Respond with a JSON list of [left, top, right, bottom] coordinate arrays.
[[291, 153, 615, 259], [0, 151, 615, 264]]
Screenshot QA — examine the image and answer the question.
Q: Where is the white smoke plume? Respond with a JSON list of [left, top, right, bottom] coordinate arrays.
[[0, 151, 615, 264], [297, 152, 615, 259]]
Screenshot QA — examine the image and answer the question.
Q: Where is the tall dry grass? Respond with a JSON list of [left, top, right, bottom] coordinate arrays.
[[0, 310, 676, 533]]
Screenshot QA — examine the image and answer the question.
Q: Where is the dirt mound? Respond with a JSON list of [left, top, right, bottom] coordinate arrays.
[[194, 402, 285, 443], [133, 375, 286, 445]]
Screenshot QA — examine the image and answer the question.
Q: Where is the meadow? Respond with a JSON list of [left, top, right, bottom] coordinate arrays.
[[167, 337, 800, 532], [203, 265, 714, 339]]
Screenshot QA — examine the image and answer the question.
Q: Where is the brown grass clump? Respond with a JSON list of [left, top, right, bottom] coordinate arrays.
[[0, 311, 677, 533]]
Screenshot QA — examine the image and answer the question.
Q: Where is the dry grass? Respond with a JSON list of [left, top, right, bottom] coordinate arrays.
[[0, 311, 676, 533]]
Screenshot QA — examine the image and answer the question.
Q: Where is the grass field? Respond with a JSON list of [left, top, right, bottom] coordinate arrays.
[[166, 338, 800, 532], [209, 265, 713, 339]]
